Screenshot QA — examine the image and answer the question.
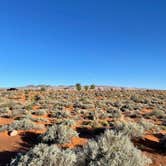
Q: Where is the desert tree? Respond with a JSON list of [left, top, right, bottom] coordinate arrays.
[[84, 85, 89, 91], [75, 83, 82, 91], [90, 84, 95, 90]]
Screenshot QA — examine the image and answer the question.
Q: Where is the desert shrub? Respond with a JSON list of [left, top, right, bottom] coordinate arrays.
[[120, 104, 134, 112], [0, 107, 11, 118], [86, 109, 104, 121], [12, 109, 28, 118], [24, 104, 33, 111], [107, 109, 121, 118], [113, 101, 122, 109], [50, 110, 70, 119], [84, 112, 95, 120], [74, 101, 94, 109], [96, 110, 110, 120], [33, 109, 47, 116], [34, 95, 42, 101], [95, 101, 107, 109], [81, 103, 94, 109], [147, 109, 166, 119], [82, 120, 93, 127], [113, 121, 144, 138], [89, 120, 102, 128], [0, 125, 8, 132], [128, 110, 142, 118], [8, 118, 43, 131], [58, 119, 76, 127], [40, 124, 78, 144], [10, 144, 76, 166], [77, 130, 151, 166], [41, 87, 46, 91], [84, 86, 89, 91], [130, 95, 142, 103], [31, 117, 48, 123], [139, 118, 158, 131], [100, 120, 110, 127], [0, 107, 10, 114]]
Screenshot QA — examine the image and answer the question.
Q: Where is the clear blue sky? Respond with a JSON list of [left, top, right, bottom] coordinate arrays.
[[0, 0, 166, 89]]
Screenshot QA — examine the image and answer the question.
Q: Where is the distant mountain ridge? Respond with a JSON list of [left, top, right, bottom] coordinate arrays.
[[0, 85, 160, 91]]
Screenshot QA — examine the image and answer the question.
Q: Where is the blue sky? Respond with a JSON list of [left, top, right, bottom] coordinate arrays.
[[0, 0, 166, 89]]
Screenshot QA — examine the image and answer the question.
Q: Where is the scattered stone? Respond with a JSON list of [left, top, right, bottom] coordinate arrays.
[[8, 130, 18, 136]]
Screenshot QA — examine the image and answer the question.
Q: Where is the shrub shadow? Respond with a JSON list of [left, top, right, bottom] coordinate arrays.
[[76, 127, 105, 139], [0, 131, 40, 165]]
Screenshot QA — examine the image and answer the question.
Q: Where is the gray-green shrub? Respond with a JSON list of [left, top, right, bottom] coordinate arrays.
[[10, 144, 76, 166], [113, 121, 144, 138], [40, 124, 78, 144], [77, 130, 151, 166]]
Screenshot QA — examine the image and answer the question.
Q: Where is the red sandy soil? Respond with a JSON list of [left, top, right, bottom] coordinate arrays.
[[144, 135, 159, 143], [0, 131, 24, 152], [135, 133, 166, 166], [0, 117, 13, 125], [0, 131, 26, 165], [141, 108, 153, 115], [144, 152, 166, 166], [0, 130, 43, 165], [32, 105, 40, 110]]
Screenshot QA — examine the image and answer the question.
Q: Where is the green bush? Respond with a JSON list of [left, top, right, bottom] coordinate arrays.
[[75, 83, 82, 91], [90, 84, 95, 90]]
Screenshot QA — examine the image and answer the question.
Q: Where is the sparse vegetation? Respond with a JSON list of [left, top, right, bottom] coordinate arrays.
[[0, 87, 165, 165]]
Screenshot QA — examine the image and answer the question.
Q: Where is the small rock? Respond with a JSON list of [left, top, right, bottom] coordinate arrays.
[[8, 130, 18, 136]]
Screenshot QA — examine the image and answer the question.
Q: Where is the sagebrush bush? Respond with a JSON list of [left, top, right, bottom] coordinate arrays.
[[10, 144, 77, 166], [113, 121, 144, 138], [40, 124, 78, 144], [33, 109, 47, 116], [139, 118, 158, 131], [147, 109, 166, 119], [77, 130, 151, 166], [50, 110, 70, 119], [107, 109, 121, 118], [3, 118, 43, 132], [58, 119, 76, 127]]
